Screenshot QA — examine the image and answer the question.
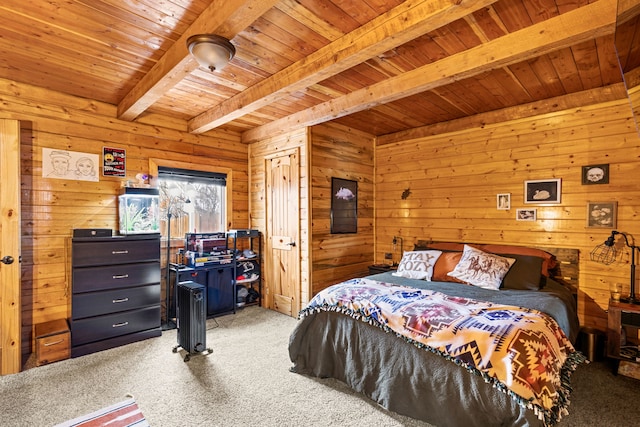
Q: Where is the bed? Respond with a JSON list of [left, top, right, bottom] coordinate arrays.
[[288, 242, 585, 427]]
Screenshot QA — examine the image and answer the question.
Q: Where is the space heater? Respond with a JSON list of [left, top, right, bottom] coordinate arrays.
[[173, 281, 211, 361]]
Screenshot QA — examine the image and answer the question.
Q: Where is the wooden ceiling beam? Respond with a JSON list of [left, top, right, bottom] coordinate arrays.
[[117, 0, 279, 121], [188, 0, 500, 134], [242, 0, 617, 143]]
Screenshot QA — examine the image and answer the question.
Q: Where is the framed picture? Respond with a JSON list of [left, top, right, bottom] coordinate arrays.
[[497, 193, 510, 210], [516, 208, 537, 221], [103, 146, 126, 177], [582, 164, 609, 185], [586, 201, 617, 228], [524, 179, 561, 204], [331, 177, 358, 234], [42, 148, 100, 182]]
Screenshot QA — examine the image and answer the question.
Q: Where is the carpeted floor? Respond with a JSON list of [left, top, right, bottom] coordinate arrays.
[[0, 306, 638, 426]]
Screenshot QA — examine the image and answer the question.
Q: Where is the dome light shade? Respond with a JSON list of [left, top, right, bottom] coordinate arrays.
[[187, 34, 236, 72]]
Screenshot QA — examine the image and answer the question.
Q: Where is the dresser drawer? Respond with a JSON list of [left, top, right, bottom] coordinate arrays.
[[73, 262, 160, 293], [72, 238, 160, 267], [71, 305, 161, 346], [72, 284, 160, 319]]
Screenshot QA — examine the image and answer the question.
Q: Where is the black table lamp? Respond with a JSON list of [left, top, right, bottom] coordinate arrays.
[[590, 230, 638, 304]]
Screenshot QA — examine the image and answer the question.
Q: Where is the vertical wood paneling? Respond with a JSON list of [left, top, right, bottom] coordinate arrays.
[[0, 77, 247, 357], [249, 122, 375, 307], [0, 119, 22, 374], [310, 123, 375, 295], [249, 128, 310, 306], [375, 97, 640, 330]]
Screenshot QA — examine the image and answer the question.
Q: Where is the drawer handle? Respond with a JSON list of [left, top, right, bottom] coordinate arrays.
[[112, 322, 129, 328], [112, 274, 129, 279], [111, 250, 129, 254], [112, 297, 129, 303], [44, 339, 64, 347]]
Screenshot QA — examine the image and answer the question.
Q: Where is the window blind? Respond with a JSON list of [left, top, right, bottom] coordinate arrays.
[[158, 166, 226, 186]]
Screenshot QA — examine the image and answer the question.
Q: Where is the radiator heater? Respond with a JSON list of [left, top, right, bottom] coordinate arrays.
[[173, 281, 212, 361]]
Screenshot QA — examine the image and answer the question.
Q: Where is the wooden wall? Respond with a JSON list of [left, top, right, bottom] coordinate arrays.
[[310, 123, 375, 296], [0, 77, 248, 357], [374, 94, 640, 331]]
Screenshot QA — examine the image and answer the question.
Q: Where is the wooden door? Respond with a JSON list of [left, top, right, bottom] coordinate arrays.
[[1, 119, 22, 375], [265, 149, 300, 317]]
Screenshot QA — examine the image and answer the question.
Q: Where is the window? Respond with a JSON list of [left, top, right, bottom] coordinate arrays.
[[157, 166, 227, 241]]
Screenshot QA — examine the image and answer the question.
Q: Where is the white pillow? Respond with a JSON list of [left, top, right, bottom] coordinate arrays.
[[392, 250, 442, 280], [447, 245, 515, 290]]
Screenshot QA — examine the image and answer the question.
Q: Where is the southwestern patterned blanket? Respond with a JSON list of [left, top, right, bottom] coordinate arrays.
[[297, 278, 586, 426]]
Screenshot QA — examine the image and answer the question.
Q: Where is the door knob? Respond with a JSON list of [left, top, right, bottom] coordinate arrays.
[[1, 255, 15, 265]]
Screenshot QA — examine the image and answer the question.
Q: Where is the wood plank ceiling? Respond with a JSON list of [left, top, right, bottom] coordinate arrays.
[[0, 0, 637, 142]]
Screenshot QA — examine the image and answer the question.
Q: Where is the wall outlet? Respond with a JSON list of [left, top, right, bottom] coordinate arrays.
[[384, 252, 393, 260]]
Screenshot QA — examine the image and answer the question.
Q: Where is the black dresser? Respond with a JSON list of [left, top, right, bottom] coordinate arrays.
[[71, 234, 161, 357]]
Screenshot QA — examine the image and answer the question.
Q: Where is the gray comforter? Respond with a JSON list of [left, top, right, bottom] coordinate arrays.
[[288, 273, 581, 427]]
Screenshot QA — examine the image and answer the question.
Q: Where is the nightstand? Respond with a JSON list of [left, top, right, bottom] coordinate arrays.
[[607, 299, 640, 380], [368, 264, 396, 275]]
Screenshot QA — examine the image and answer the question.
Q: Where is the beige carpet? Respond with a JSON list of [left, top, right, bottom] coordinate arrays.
[[0, 306, 637, 426]]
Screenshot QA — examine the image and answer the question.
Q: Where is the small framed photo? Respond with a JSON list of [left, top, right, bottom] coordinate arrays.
[[582, 164, 609, 185], [497, 193, 510, 210], [516, 208, 537, 221], [586, 201, 617, 228], [524, 179, 561, 204]]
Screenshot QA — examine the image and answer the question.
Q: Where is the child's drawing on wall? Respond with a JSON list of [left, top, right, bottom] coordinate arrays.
[[42, 148, 99, 182]]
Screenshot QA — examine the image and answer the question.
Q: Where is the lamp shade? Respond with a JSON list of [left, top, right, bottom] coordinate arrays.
[[591, 230, 639, 304], [187, 34, 235, 72]]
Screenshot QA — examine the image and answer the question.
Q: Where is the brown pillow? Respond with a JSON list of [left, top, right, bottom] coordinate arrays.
[[420, 242, 480, 252], [499, 254, 544, 290], [432, 251, 467, 283]]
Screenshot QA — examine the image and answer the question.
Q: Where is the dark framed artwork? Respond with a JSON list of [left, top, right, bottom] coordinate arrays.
[[581, 164, 609, 185], [524, 178, 561, 204], [586, 201, 617, 228], [331, 177, 357, 234]]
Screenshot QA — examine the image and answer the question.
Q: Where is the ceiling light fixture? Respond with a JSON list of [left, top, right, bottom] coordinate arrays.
[[186, 34, 236, 72]]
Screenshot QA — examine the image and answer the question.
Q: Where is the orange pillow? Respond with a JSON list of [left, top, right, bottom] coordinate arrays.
[[432, 252, 467, 283]]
